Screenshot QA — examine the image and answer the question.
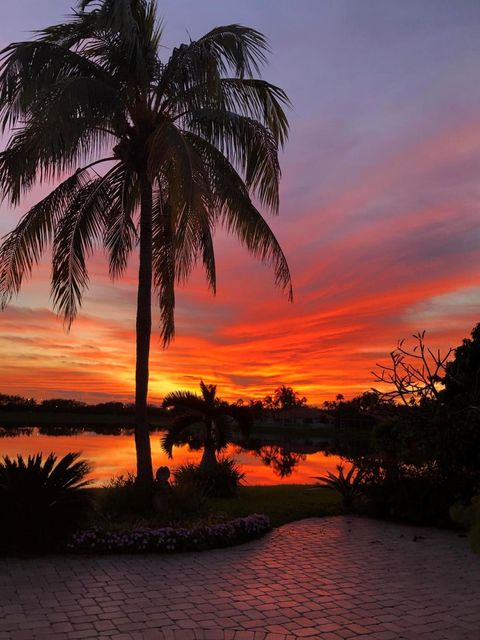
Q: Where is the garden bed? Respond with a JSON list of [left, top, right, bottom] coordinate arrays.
[[69, 513, 271, 553]]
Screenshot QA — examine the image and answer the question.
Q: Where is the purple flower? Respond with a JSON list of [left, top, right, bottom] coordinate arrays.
[[69, 514, 271, 553]]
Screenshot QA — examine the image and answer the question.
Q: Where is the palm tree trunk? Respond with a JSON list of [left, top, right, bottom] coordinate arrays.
[[200, 443, 218, 471], [200, 419, 217, 471], [134, 173, 154, 486]]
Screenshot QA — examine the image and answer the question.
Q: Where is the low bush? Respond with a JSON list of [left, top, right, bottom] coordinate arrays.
[[168, 480, 207, 519], [360, 474, 452, 527], [0, 452, 92, 553], [340, 416, 467, 527], [450, 496, 480, 556], [69, 513, 270, 553], [97, 471, 208, 523], [173, 457, 245, 498], [314, 464, 364, 512], [99, 473, 152, 519]]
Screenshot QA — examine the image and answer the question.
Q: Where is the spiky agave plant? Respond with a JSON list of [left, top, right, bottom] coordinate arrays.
[[0, 0, 291, 486], [315, 464, 364, 511], [0, 452, 92, 552]]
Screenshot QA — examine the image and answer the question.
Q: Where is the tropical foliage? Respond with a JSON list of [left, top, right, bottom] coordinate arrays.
[[0, 452, 92, 552], [162, 381, 253, 470], [325, 324, 480, 526], [173, 457, 245, 498], [315, 464, 364, 511], [0, 0, 291, 485]]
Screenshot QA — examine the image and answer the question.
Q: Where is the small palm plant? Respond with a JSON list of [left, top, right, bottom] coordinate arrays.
[[315, 464, 364, 512], [162, 381, 252, 471], [0, 452, 92, 552]]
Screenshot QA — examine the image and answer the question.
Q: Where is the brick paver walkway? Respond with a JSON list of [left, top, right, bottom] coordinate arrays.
[[0, 516, 479, 640]]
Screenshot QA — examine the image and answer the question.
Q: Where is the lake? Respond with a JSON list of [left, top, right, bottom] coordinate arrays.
[[0, 427, 345, 486]]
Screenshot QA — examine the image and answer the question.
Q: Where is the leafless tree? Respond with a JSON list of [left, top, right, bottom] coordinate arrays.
[[372, 331, 454, 407]]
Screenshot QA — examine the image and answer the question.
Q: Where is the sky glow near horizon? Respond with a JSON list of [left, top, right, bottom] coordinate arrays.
[[1, 0, 480, 404]]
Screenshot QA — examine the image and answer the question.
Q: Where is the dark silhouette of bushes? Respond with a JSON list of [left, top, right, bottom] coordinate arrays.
[[0, 452, 92, 553]]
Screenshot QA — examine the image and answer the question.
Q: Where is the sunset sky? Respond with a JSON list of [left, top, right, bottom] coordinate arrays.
[[1, 0, 480, 405]]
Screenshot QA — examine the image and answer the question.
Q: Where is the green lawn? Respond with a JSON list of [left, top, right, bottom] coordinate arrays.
[[208, 484, 342, 527], [90, 483, 343, 529]]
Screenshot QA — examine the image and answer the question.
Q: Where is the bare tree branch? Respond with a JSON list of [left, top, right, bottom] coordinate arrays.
[[372, 331, 454, 406]]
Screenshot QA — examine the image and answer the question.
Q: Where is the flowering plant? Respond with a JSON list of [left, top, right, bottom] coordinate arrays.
[[69, 513, 270, 553]]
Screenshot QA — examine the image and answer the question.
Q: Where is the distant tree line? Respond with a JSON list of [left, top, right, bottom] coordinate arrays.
[[0, 395, 166, 417]]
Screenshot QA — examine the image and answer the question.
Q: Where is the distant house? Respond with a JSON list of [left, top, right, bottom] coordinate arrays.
[[257, 407, 334, 428]]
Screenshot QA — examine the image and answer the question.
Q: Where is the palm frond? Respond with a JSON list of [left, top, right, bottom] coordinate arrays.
[[159, 24, 269, 105], [198, 24, 268, 77], [147, 120, 196, 205], [44, 452, 92, 490], [0, 39, 116, 131], [160, 412, 204, 457], [0, 102, 117, 205], [37, 11, 98, 48], [217, 78, 289, 147], [186, 132, 292, 300], [0, 451, 91, 490], [199, 225, 216, 294], [0, 170, 89, 308], [200, 380, 217, 404], [174, 78, 289, 148], [187, 108, 281, 211], [79, 0, 161, 89], [51, 173, 113, 326], [162, 390, 205, 412], [151, 191, 175, 346], [315, 465, 365, 499], [150, 126, 216, 343], [104, 163, 139, 279]]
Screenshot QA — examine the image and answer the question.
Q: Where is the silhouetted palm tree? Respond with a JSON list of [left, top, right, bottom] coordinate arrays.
[[0, 1, 291, 485], [162, 381, 252, 470]]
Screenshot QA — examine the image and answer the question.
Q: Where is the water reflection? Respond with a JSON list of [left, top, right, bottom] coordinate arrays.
[[253, 445, 307, 478], [0, 424, 346, 486]]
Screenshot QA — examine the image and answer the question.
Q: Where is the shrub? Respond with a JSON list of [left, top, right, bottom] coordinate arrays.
[[0, 452, 92, 553], [340, 414, 470, 526], [168, 480, 207, 519], [99, 472, 153, 520], [98, 471, 209, 524], [470, 520, 480, 556], [69, 513, 271, 553], [451, 496, 480, 556], [173, 457, 245, 498], [314, 464, 364, 512], [106, 472, 137, 489], [361, 473, 452, 527]]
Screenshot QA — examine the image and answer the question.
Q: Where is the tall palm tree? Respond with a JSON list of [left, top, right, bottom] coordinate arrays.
[[162, 381, 252, 470], [0, 0, 291, 486]]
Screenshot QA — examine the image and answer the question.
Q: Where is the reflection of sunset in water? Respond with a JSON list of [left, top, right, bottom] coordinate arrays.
[[0, 431, 344, 486]]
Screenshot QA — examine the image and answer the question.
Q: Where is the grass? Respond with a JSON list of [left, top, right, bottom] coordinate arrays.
[[208, 484, 342, 527], [88, 483, 342, 529]]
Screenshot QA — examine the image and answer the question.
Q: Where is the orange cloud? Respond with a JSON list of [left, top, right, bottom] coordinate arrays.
[[1, 116, 480, 405]]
